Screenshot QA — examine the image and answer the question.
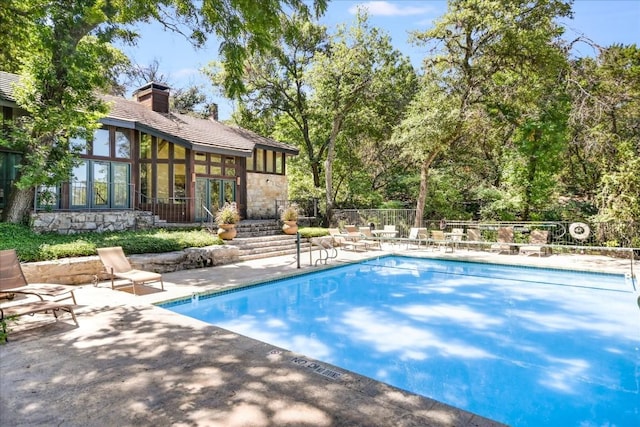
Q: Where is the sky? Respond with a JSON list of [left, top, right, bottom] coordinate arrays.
[[118, 0, 640, 120]]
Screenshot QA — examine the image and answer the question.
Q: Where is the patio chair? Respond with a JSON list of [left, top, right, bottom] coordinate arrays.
[[490, 227, 516, 254], [466, 228, 485, 251], [342, 225, 369, 251], [97, 247, 164, 295], [328, 228, 347, 247], [519, 230, 551, 257], [406, 227, 429, 248], [1, 299, 78, 341], [0, 249, 77, 304], [358, 227, 382, 249], [430, 230, 454, 252]]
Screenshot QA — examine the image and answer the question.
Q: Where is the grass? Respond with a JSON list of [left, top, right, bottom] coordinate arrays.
[[0, 223, 222, 262]]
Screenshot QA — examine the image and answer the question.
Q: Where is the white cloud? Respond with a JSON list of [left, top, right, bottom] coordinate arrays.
[[349, 1, 433, 16]]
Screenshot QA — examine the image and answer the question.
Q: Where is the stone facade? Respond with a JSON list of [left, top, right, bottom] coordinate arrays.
[[20, 246, 240, 285], [31, 210, 156, 234], [246, 173, 288, 219]]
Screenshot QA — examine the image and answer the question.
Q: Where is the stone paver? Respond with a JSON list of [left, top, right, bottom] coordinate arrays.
[[1, 246, 635, 426]]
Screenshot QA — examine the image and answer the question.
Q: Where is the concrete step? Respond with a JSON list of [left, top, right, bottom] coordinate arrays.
[[235, 220, 282, 238], [229, 234, 310, 261]]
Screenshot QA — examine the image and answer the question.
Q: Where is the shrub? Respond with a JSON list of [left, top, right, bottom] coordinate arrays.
[[215, 202, 240, 224], [280, 204, 299, 222]]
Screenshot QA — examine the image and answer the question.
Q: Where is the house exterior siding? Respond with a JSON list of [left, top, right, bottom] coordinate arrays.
[[0, 71, 299, 230]]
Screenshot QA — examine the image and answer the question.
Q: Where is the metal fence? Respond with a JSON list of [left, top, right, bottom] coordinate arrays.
[[275, 199, 319, 220], [333, 209, 640, 249]]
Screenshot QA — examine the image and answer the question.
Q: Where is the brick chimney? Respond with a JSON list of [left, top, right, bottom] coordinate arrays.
[[134, 82, 170, 113]]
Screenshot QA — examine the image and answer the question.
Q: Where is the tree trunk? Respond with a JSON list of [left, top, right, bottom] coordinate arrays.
[[1, 185, 35, 224], [414, 152, 439, 227], [324, 115, 344, 226]]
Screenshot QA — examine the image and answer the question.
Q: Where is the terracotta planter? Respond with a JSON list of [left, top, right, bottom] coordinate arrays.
[[282, 220, 298, 235], [217, 223, 237, 240]]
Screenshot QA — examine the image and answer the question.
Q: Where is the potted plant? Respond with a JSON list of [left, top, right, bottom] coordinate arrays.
[[280, 203, 299, 235], [215, 202, 240, 240]]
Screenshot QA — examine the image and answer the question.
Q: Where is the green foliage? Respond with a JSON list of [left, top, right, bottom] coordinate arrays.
[[215, 203, 240, 224], [0, 223, 220, 262], [280, 204, 299, 222], [298, 227, 329, 238]]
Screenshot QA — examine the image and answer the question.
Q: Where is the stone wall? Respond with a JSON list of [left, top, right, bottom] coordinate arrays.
[[31, 210, 156, 234], [246, 173, 288, 219], [20, 245, 239, 285]]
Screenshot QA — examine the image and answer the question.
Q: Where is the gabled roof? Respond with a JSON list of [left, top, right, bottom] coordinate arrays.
[[0, 71, 19, 102], [0, 71, 299, 157]]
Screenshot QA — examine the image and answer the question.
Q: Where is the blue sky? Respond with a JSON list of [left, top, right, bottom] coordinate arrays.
[[119, 1, 640, 119]]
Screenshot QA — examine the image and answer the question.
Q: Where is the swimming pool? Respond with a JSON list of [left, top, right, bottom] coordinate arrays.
[[161, 256, 640, 426]]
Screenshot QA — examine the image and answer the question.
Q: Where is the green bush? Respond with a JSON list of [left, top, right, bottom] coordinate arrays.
[[298, 227, 330, 238], [0, 223, 221, 262]]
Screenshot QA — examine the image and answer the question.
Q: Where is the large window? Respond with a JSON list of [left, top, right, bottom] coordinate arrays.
[[138, 133, 189, 202], [246, 148, 285, 175], [0, 152, 20, 208], [193, 152, 237, 177], [71, 160, 130, 209]]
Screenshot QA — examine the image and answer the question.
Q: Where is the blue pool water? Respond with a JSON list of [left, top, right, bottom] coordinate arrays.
[[162, 256, 640, 426]]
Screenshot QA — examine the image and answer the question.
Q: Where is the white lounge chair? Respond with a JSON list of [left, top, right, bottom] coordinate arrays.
[[97, 247, 164, 295]]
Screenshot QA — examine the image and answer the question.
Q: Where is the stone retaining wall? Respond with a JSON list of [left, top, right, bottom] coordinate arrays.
[[20, 245, 239, 285], [31, 210, 156, 234]]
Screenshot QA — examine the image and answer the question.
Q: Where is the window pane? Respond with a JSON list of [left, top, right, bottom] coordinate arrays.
[[157, 164, 169, 200], [140, 134, 152, 159], [174, 144, 186, 160], [225, 157, 235, 164], [157, 139, 169, 159], [225, 167, 235, 177], [70, 135, 87, 155], [37, 185, 58, 209], [173, 164, 186, 199], [115, 129, 131, 159], [275, 152, 283, 174], [223, 180, 235, 204], [266, 150, 274, 173], [195, 164, 207, 174], [93, 162, 109, 207], [112, 163, 130, 207], [256, 149, 264, 172], [92, 129, 110, 157], [72, 162, 88, 206], [211, 166, 222, 175], [211, 154, 221, 164], [140, 163, 153, 203], [247, 153, 254, 171], [195, 152, 206, 162]]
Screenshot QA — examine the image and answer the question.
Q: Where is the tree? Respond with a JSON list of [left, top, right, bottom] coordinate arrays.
[[566, 44, 640, 221], [0, 0, 327, 223], [390, 77, 461, 227], [406, 0, 573, 222], [210, 10, 416, 223]]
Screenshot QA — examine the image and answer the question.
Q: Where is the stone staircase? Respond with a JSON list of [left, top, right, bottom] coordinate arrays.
[[235, 220, 282, 237], [230, 235, 311, 261], [231, 220, 311, 261]]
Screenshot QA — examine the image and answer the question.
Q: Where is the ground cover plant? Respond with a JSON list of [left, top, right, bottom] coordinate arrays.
[[0, 223, 221, 262]]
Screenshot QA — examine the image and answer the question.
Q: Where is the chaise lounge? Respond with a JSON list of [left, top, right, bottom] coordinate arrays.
[[0, 249, 77, 304], [97, 247, 164, 295]]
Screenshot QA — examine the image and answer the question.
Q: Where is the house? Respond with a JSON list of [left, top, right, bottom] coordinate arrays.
[[0, 71, 297, 233]]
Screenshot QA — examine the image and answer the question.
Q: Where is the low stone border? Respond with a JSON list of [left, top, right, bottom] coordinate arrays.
[[20, 245, 240, 285]]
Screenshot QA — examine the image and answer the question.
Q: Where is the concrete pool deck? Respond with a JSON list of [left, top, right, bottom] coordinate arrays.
[[1, 246, 636, 426]]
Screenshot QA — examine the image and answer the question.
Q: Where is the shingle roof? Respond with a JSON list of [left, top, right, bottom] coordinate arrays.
[[0, 71, 19, 102], [0, 71, 299, 157]]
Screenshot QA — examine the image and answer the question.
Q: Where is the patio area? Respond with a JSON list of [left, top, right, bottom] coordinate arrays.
[[0, 246, 635, 426]]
